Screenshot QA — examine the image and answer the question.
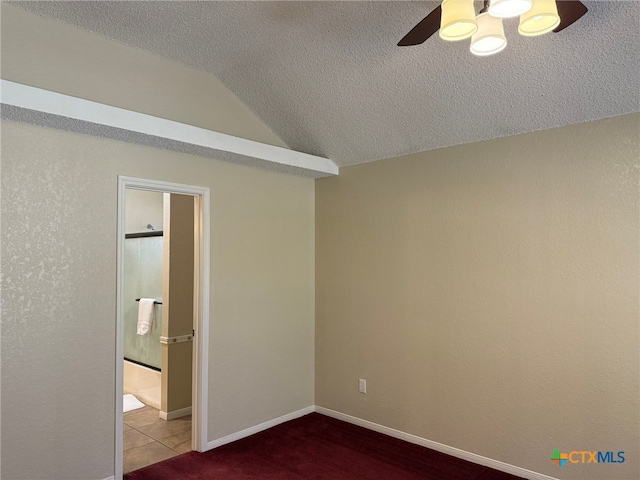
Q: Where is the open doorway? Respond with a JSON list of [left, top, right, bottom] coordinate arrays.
[[116, 177, 210, 479]]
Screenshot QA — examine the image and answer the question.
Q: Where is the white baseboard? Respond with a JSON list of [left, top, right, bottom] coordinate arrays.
[[102, 476, 115, 480], [315, 406, 558, 480], [205, 406, 315, 451], [160, 406, 192, 420], [201, 404, 556, 480]]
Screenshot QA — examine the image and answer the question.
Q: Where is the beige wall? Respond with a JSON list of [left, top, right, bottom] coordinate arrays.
[[316, 114, 640, 480], [0, 121, 315, 480], [0, 7, 314, 479], [3, 3, 637, 480], [125, 189, 164, 234], [0, 4, 287, 149], [162, 193, 195, 413], [163, 194, 195, 340], [161, 341, 193, 414]]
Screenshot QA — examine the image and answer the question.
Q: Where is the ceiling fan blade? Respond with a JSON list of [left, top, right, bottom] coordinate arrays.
[[553, 0, 588, 33], [398, 5, 442, 46]]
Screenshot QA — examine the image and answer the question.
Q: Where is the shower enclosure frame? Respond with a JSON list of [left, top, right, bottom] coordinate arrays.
[[115, 176, 210, 479]]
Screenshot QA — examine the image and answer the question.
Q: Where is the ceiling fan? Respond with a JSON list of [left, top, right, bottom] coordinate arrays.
[[398, 0, 588, 56]]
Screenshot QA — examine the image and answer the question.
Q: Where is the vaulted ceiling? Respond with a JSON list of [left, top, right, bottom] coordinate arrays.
[[8, 1, 640, 167]]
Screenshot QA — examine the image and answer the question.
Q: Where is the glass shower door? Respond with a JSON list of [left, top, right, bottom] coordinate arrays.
[[123, 234, 163, 370]]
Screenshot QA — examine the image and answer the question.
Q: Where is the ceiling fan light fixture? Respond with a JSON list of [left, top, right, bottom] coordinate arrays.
[[518, 0, 561, 36], [488, 0, 532, 19], [470, 12, 507, 56], [439, 0, 478, 42]]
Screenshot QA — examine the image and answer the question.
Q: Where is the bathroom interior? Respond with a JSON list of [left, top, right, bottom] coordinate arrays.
[[122, 189, 195, 473]]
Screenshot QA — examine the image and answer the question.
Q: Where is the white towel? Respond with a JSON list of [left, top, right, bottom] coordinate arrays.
[[136, 298, 156, 335], [123, 394, 145, 413]]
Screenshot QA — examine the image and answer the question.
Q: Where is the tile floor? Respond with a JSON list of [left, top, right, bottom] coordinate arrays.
[[123, 405, 191, 474]]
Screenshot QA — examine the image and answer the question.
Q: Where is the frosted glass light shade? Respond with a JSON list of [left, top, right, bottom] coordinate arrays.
[[488, 0, 532, 18], [518, 0, 561, 36], [439, 0, 478, 42], [470, 12, 507, 56]]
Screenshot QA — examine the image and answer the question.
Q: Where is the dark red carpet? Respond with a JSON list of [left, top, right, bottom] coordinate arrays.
[[124, 413, 524, 480]]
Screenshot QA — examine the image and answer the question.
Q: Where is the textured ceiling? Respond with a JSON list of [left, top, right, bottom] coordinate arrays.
[[9, 1, 640, 167]]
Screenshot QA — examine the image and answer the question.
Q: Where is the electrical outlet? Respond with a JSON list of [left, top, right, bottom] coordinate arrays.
[[359, 378, 366, 394]]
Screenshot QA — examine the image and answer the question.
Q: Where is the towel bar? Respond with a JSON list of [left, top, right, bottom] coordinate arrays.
[[135, 298, 163, 305]]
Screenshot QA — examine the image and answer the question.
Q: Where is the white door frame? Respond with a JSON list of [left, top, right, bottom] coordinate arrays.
[[115, 176, 210, 479]]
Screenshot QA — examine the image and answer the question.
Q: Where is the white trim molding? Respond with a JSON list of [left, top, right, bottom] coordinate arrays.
[[160, 406, 193, 421], [114, 402, 557, 480], [0, 80, 338, 178], [205, 406, 315, 451], [160, 333, 193, 345], [314, 407, 559, 480]]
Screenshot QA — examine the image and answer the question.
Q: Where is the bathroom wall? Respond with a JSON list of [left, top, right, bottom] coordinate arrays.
[[125, 190, 164, 234], [161, 193, 195, 416]]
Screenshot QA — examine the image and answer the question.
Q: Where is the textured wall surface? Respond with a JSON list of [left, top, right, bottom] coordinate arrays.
[[1, 7, 313, 479], [1, 125, 116, 480], [0, 121, 315, 480], [0, 4, 287, 149], [316, 114, 640, 480]]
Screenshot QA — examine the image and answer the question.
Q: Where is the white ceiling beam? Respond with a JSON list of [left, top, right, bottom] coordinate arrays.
[[0, 80, 338, 178]]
